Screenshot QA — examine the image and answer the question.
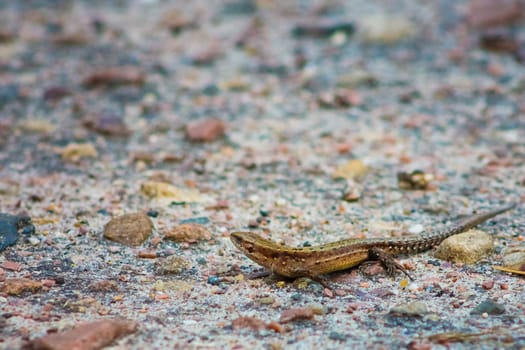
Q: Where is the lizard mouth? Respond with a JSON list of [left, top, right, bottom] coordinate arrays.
[[229, 232, 244, 248], [230, 232, 256, 254]]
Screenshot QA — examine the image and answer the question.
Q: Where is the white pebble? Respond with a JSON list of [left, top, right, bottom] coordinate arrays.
[[408, 224, 424, 234], [275, 198, 286, 206], [248, 195, 259, 203], [28, 236, 40, 245], [408, 282, 420, 292]]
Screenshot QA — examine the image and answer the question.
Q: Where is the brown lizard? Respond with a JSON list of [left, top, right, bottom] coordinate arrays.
[[230, 203, 516, 282]]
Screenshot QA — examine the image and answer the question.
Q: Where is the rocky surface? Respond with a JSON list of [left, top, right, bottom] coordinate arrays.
[[0, 0, 524, 349]]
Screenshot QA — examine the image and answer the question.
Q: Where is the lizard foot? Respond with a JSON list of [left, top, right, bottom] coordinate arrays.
[[367, 247, 414, 281]]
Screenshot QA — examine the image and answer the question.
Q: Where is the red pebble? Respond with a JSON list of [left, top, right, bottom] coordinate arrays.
[[481, 280, 494, 290]]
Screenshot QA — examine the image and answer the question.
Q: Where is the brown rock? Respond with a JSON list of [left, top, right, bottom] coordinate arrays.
[[103, 213, 153, 247], [137, 249, 158, 259], [1, 260, 22, 271], [23, 319, 137, 350], [89, 280, 119, 292], [52, 31, 91, 46], [164, 224, 211, 243], [43, 86, 73, 101], [467, 0, 523, 28], [480, 31, 520, 53], [481, 280, 494, 290], [231, 316, 267, 330], [1, 278, 43, 295], [83, 113, 131, 137], [190, 43, 223, 65], [159, 9, 195, 34], [279, 306, 322, 323], [186, 118, 226, 142], [83, 66, 145, 88], [0, 30, 15, 43]]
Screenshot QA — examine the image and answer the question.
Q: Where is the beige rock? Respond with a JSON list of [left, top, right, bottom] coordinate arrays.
[[153, 279, 193, 292], [58, 143, 98, 162], [501, 246, 525, 270], [389, 301, 429, 316], [434, 229, 494, 264], [141, 181, 205, 203], [164, 223, 212, 243], [18, 118, 56, 133], [359, 15, 416, 44], [103, 212, 153, 246], [333, 160, 368, 180], [156, 256, 191, 275]]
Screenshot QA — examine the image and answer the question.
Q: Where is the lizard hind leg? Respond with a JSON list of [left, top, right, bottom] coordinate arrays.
[[367, 247, 414, 281]]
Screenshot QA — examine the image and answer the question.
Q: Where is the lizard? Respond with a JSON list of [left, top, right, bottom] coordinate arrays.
[[230, 203, 516, 282]]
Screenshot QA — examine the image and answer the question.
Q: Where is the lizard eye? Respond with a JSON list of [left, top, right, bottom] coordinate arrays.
[[245, 243, 255, 253]]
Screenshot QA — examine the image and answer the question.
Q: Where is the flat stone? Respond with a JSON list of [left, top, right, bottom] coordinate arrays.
[[23, 319, 138, 350], [434, 229, 494, 264], [389, 301, 429, 317], [103, 213, 153, 246], [471, 299, 505, 315]]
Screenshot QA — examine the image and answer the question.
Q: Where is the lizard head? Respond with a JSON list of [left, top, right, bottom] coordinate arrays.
[[230, 231, 284, 272]]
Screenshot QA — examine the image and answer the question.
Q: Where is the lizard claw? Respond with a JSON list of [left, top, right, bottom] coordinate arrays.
[[367, 247, 414, 281]]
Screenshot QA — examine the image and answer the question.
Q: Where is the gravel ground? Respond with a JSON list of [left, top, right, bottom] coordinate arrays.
[[0, 0, 524, 349]]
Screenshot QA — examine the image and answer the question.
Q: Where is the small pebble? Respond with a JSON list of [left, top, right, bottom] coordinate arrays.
[[146, 210, 159, 218], [408, 224, 424, 234], [179, 217, 210, 225], [329, 331, 347, 341], [103, 213, 153, 247], [156, 256, 190, 275], [207, 276, 221, 285], [481, 280, 494, 290], [186, 118, 226, 142]]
